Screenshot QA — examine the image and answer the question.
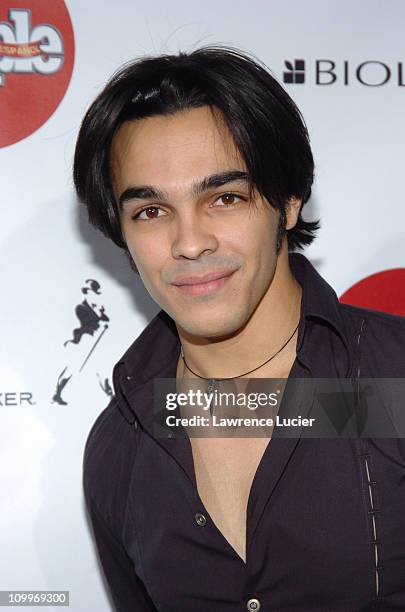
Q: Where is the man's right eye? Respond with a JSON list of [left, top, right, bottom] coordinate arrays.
[[132, 206, 166, 220]]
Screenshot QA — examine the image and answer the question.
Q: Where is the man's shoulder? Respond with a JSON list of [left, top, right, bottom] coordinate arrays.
[[83, 397, 137, 515], [84, 397, 118, 463], [338, 302, 405, 376], [339, 301, 405, 333]]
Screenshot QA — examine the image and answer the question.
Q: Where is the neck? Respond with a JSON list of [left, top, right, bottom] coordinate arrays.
[[176, 247, 302, 381]]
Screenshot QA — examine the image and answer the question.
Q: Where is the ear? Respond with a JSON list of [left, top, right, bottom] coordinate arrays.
[[285, 197, 302, 230]]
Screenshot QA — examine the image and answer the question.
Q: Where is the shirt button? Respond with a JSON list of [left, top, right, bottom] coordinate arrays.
[[195, 512, 207, 526], [246, 598, 261, 611]]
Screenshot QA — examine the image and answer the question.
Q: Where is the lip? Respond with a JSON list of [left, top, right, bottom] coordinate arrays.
[[171, 269, 237, 297], [172, 269, 237, 286]]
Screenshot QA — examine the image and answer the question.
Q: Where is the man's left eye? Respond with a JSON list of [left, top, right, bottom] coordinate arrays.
[[216, 193, 242, 207]]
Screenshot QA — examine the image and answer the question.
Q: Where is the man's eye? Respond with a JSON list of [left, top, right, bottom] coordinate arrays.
[[132, 206, 166, 220], [215, 193, 244, 207]]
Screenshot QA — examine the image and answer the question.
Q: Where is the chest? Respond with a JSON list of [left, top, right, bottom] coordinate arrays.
[[127, 434, 405, 610], [189, 437, 271, 562]]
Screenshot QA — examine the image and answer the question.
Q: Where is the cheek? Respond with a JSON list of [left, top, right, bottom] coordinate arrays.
[[237, 216, 278, 263], [126, 234, 167, 282], [128, 243, 151, 272]]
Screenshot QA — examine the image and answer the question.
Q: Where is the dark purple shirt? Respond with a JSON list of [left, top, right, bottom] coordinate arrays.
[[83, 253, 405, 611]]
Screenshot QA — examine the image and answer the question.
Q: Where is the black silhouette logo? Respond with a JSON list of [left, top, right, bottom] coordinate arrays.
[[52, 279, 112, 405], [283, 59, 305, 84]]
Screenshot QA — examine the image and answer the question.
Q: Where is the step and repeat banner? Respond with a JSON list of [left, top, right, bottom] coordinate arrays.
[[1, 0, 404, 610]]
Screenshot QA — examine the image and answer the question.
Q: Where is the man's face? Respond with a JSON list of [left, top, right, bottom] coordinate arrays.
[[112, 106, 287, 339]]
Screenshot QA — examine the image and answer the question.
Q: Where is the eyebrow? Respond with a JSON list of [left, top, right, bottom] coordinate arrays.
[[118, 170, 250, 209]]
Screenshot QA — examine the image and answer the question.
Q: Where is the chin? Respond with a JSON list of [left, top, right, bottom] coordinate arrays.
[[176, 309, 247, 340]]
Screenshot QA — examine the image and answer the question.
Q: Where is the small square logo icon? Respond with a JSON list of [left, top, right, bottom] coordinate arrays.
[[283, 60, 306, 84]]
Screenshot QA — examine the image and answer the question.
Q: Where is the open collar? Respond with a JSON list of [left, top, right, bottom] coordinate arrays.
[[289, 253, 351, 359]]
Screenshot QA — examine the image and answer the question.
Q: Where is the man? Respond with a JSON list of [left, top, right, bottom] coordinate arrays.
[[75, 47, 405, 611]]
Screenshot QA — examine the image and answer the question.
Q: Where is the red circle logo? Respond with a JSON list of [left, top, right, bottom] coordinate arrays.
[[0, 0, 74, 148], [340, 268, 405, 316]]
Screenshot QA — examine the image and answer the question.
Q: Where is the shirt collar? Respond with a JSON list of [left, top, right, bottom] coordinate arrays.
[[114, 253, 352, 424], [288, 253, 351, 357]]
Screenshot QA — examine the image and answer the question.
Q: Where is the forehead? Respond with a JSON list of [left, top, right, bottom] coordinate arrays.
[[111, 106, 245, 191]]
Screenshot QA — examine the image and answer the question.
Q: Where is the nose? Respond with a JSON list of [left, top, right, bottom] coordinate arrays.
[[171, 211, 219, 260]]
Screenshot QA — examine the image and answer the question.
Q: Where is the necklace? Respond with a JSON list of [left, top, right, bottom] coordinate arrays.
[[180, 321, 300, 415]]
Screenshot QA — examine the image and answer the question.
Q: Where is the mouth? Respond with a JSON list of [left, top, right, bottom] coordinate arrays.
[[171, 269, 237, 297]]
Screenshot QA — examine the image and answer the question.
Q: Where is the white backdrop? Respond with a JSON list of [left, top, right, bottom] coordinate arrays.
[[1, 1, 404, 610]]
